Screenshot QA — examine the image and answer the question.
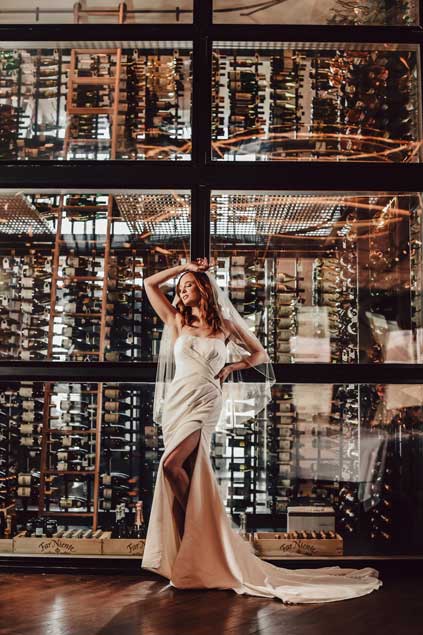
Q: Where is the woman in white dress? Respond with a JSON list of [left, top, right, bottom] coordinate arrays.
[[141, 257, 382, 603]]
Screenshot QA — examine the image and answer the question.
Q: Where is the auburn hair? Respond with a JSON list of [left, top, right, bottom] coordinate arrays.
[[176, 271, 223, 333]]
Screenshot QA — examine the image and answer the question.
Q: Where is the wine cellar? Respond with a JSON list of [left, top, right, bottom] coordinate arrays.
[[0, 0, 423, 568]]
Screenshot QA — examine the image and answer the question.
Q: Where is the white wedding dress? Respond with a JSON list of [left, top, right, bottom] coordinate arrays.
[[141, 333, 382, 603]]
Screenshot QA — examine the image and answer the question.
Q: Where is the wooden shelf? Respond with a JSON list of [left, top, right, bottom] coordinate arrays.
[[56, 276, 102, 281], [43, 471, 96, 476], [39, 511, 94, 517], [68, 107, 114, 115], [71, 77, 116, 85], [45, 429, 98, 435], [74, 48, 119, 55]]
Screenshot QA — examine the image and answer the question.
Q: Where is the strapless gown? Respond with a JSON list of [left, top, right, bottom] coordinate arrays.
[[141, 334, 382, 603]]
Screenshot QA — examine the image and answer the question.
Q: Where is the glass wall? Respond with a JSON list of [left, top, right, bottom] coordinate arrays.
[[212, 43, 422, 162], [1, 2, 422, 563], [0, 1, 193, 24], [213, 0, 419, 25], [211, 191, 423, 364], [0, 43, 192, 160], [1, 379, 422, 556], [0, 189, 190, 362]]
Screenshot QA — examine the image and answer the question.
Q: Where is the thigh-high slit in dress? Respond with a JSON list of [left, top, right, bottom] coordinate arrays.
[[141, 334, 382, 603]]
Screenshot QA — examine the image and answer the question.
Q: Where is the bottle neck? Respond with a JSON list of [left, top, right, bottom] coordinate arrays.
[[135, 502, 144, 526]]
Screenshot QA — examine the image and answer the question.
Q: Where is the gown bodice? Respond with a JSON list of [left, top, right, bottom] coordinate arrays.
[[173, 334, 227, 386]]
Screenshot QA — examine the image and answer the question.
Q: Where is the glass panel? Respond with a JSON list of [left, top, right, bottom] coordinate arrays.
[[212, 43, 421, 162], [0, 1, 193, 24], [213, 0, 419, 25], [1, 380, 422, 556], [0, 43, 192, 160], [0, 381, 158, 540], [220, 381, 423, 556], [0, 189, 190, 361], [211, 191, 423, 364]]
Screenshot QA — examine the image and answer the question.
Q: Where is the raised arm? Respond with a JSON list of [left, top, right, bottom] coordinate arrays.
[[144, 258, 209, 325], [144, 264, 186, 326]]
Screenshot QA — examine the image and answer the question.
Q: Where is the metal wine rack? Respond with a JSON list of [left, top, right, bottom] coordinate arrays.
[[0, 194, 52, 235], [211, 46, 420, 162], [0, 39, 192, 161]]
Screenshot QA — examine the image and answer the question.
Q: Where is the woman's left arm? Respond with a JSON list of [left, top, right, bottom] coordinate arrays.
[[215, 319, 269, 384], [225, 318, 269, 367]]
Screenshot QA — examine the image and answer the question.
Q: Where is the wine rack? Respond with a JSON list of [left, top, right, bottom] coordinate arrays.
[[63, 47, 123, 160], [73, 2, 127, 25], [1, 374, 423, 554], [1, 380, 157, 544], [0, 190, 189, 537], [211, 46, 420, 162], [0, 40, 192, 161], [0, 188, 422, 554], [410, 201, 423, 355]]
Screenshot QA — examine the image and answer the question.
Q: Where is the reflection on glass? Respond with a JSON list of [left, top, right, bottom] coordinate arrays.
[[211, 191, 423, 363], [0, 190, 190, 361], [1, 380, 158, 534], [214, 380, 423, 555], [212, 43, 421, 162], [213, 0, 418, 25], [0, 44, 192, 161], [2, 379, 423, 555], [0, 1, 193, 24]]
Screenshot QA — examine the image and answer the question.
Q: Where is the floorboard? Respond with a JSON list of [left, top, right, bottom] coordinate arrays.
[[0, 569, 421, 635]]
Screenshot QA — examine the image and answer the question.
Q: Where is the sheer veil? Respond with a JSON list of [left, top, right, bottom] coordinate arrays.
[[153, 270, 276, 433]]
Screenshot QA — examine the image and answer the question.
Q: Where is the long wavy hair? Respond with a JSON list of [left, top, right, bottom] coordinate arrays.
[[176, 271, 224, 333]]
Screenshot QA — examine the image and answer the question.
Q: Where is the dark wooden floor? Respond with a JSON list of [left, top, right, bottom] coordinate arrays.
[[0, 569, 421, 635]]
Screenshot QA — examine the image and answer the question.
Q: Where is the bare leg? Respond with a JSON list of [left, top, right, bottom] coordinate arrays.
[[163, 430, 201, 539], [172, 497, 186, 541]]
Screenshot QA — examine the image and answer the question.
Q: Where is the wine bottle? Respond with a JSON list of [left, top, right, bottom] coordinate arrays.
[[132, 501, 146, 539]]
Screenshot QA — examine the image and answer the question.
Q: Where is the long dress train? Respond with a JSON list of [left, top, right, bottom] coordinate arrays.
[[141, 334, 382, 604]]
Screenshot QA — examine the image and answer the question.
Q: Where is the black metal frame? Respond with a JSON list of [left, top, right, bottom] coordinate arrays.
[[0, 0, 423, 384]]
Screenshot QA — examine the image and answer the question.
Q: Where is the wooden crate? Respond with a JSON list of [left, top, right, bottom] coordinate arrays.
[[13, 531, 104, 555], [102, 534, 145, 556], [253, 532, 343, 558], [0, 538, 13, 553]]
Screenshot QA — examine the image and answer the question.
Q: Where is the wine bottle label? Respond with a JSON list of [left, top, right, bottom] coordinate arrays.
[[19, 423, 34, 434], [17, 487, 31, 497], [104, 401, 119, 411], [19, 385, 37, 397], [20, 436, 35, 447], [66, 256, 79, 267], [17, 473, 32, 485], [21, 400, 35, 410]]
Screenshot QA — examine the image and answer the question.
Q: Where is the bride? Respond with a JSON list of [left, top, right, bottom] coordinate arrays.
[[141, 257, 382, 603]]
